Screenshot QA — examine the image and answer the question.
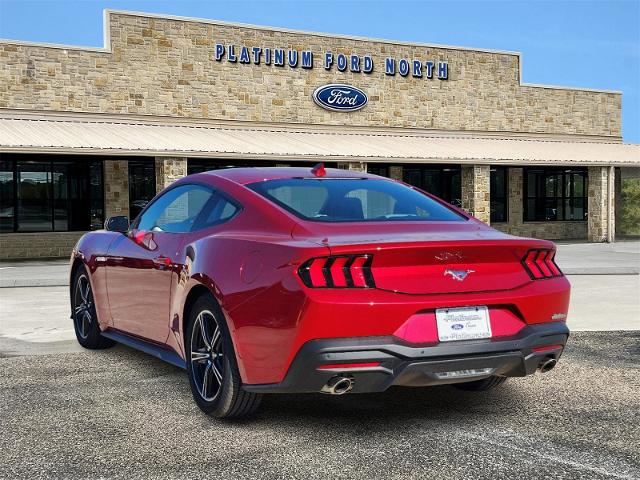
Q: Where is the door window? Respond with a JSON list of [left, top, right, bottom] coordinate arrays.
[[135, 184, 239, 233]]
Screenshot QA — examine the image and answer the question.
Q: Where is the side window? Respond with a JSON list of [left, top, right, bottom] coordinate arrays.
[[197, 192, 240, 229], [137, 185, 213, 233]]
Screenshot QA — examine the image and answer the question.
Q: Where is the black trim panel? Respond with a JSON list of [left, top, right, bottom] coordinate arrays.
[[244, 322, 569, 394], [101, 329, 186, 369]]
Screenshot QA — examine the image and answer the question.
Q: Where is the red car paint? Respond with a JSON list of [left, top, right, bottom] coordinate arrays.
[[71, 167, 571, 386]]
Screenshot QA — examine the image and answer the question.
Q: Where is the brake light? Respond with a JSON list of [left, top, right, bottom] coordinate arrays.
[[298, 255, 375, 288], [521, 249, 563, 280]]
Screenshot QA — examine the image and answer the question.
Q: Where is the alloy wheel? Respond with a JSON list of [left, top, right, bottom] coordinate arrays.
[[190, 310, 225, 401], [74, 274, 93, 339]]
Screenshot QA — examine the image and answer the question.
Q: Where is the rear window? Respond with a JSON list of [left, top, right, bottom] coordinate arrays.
[[248, 178, 466, 222]]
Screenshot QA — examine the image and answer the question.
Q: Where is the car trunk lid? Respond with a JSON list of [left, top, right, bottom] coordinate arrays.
[[293, 221, 550, 294]]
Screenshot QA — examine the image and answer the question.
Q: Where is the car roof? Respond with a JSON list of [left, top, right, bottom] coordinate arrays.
[[202, 167, 380, 185]]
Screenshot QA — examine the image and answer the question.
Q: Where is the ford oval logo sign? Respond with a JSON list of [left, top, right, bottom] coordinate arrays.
[[312, 84, 368, 112], [451, 324, 464, 330]]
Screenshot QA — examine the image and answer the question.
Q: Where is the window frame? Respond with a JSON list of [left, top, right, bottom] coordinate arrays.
[[523, 167, 588, 222], [130, 182, 242, 234]]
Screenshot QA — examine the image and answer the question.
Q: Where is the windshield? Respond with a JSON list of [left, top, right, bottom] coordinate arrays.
[[248, 178, 466, 222]]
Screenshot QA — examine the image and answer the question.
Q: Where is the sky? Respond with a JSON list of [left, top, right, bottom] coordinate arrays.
[[0, 0, 638, 142]]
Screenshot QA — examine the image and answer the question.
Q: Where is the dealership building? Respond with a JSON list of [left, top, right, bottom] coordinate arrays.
[[0, 10, 638, 259]]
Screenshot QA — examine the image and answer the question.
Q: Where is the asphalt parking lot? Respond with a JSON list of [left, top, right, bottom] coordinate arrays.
[[0, 332, 638, 479], [0, 241, 638, 479]]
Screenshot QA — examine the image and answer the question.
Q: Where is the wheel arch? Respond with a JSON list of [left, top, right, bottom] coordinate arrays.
[[180, 281, 250, 382], [182, 283, 213, 345], [69, 256, 85, 311]]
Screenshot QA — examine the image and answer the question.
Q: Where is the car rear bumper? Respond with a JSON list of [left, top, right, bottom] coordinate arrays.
[[243, 321, 569, 394]]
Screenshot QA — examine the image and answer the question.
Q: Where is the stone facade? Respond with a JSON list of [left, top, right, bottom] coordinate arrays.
[[0, 232, 84, 260], [492, 168, 588, 240], [461, 165, 490, 223], [0, 11, 621, 138], [155, 156, 188, 193], [104, 160, 130, 218]]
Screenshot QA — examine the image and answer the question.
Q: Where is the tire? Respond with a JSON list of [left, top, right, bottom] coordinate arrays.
[[453, 376, 508, 392], [71, 265, 115, 350], [185, 294, 261, 418]]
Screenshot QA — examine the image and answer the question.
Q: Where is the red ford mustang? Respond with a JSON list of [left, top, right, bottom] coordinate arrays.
[[70, 166, 570, 417]]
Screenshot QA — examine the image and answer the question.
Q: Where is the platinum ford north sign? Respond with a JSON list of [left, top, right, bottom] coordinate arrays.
[[312, 84, 368, 112], [214, 44, 449, 80]]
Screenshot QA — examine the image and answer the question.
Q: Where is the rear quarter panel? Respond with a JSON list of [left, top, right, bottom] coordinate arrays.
[[169, 231, 329, 384]]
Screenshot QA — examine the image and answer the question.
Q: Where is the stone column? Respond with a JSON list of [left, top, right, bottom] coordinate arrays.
[[588, 166, 615, 243], [155, 156, 188, 193], [461, 164, 490, 224], [337, 161, 367, 173], [507, 167, 524, 226], [614, 167, 622, 239], [389, 165, 403, 181], [104, 160, 130, 219]]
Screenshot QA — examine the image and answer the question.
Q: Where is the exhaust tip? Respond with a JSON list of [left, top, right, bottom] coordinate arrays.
[[538, 358, 557, 374], [321, 376, 354, 395]]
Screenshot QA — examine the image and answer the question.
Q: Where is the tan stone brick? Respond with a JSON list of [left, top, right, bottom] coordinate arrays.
[[126, 36, 144, 45]]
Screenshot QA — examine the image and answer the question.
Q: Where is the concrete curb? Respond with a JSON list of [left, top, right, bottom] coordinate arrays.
[[563, 267, 640, 275]]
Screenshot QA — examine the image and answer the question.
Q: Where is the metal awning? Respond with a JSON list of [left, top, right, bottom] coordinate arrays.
[[1, 112, 638, 166]]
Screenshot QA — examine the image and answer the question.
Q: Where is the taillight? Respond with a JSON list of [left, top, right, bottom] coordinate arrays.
[[521, 249, 563, 280], [298, 255, 375, 288]]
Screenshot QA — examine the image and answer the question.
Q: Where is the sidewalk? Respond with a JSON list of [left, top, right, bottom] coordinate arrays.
[[555, 241, 640, 275], [1, 241, 638, 288], [0, 259, 68, 288]]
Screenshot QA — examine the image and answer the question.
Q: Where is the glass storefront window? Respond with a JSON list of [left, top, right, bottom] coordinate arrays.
[[490, 167, 508, 223], [524, 168, 588, 221], [90, 162, 104, 230], [0, 156, 105, 232], [128, 160, 156, 221], [367, 164, 461, 207], [17, 162, 52, 232], [186, 159, 336, 175]]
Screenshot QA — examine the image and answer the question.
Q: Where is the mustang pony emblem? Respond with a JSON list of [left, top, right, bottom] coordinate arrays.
[[444, 268, 475, 282]]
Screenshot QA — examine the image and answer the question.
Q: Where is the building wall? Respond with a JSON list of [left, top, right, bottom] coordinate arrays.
[[0, 11, 621, 137], [0, 231, 84, 260]]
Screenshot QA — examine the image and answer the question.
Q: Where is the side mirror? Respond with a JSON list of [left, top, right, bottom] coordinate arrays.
[[104, 216, 129, 233]]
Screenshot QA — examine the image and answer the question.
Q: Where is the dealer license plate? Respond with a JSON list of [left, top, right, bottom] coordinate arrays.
[[436, 306, 492, 342]]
